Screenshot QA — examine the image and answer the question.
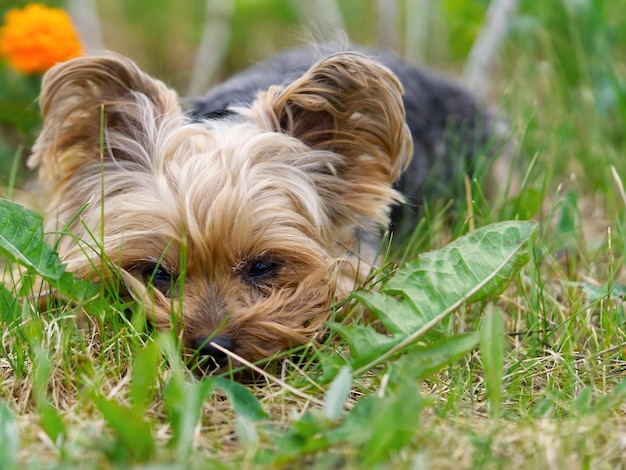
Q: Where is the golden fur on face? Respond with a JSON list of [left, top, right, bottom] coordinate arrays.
[[29, 51, 412, 372]]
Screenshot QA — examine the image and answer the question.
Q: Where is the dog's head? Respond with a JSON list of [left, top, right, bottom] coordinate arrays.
[[29, 51, 412, 373]]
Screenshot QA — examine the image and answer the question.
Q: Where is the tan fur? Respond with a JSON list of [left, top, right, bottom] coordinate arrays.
[[28, 51, 412, 372]]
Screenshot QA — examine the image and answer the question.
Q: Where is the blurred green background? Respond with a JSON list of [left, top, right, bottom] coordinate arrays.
[[0, 0, 625, 205]]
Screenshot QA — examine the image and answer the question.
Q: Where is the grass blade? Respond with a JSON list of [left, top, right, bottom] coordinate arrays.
[[29, 325, 66, 445], [164, 377, 214, 460], [130, 341, 161, 414], [0, 404, 18, 470], [479, 307, 505, 419]]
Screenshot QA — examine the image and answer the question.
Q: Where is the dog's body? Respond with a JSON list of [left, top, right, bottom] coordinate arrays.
[[29, 45, 501, 373]]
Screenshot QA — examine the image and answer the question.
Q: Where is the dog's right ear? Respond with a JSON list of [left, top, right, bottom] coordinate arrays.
[[28, 53, 182, 180], [246, 52, 413, 232]]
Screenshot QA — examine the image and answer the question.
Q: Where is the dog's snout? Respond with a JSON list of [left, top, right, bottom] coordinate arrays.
[[192, 335, 234, 367]]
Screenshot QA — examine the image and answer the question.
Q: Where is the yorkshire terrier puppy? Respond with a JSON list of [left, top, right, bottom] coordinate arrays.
[[29, 44, 501, 373]]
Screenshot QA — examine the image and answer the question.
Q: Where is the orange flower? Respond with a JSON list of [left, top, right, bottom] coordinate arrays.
[[0, 3, 83, 74]]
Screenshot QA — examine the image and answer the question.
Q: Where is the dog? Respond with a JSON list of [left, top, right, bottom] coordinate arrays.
[[28, 44, 502, 373]]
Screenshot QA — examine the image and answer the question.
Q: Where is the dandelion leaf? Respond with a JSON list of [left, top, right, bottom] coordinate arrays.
[[334, 221, 538, 375], [0, 199, 65, 280]]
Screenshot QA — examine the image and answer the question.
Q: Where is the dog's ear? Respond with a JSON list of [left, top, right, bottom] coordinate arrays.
[[248, 52, 413, 231], [28, 53, 182, 180]]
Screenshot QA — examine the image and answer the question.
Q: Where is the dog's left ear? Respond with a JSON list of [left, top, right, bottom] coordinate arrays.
[[28, 53, 182, 182], [248, 52, 413, 231]]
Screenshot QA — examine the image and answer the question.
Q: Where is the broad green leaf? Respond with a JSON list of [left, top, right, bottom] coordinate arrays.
[[324, 366, 352, 421], [351, 291, 427, 335], [359, 385, 424, 466], [326, 322, 401, 368], [0, 199, 65, 280], [266, 412, 334, 465], [579, 281, 626, 302], [350, 221, 538, 376], [93, 395, 155, 462], [325, 396, 376, 446], [316, 352, 350, 385], [0, 200, 107, 313], [480, 308, 505, 419], [56, 271, 103, 309], [390, 333, 480, 383], [0, 284, 18, 323], [0, 404, 18, 470], [327, 382, 425, 466], [214, 377, 267, 422], [264, 367, 425, 466], [385, 221, 538, 307]]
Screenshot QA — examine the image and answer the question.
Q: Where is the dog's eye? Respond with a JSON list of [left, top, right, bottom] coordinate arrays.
[[141, 265, 176, 297], [246, 260, 277, 280]]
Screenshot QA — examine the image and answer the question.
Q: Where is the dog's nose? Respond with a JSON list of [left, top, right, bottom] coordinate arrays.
[[192, 335, 234, 367]]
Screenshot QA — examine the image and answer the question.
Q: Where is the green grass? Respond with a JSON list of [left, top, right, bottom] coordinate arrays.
[[2, 0, 626, 468]]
